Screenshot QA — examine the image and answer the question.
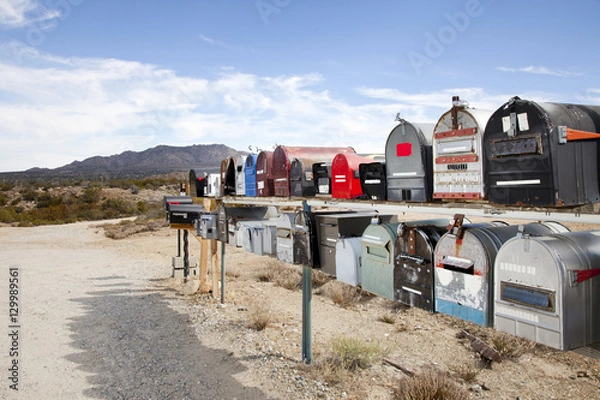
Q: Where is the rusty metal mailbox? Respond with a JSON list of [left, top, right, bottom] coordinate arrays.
[[394, 223, 447, 311], [432, 96, 492, 200], [494, 230, 600, 350], [256, 151, 275, 197], [434, 220, 569, 327]]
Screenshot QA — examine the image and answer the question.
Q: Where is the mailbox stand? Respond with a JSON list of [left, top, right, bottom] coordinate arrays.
[[301, 200, 312, 364]]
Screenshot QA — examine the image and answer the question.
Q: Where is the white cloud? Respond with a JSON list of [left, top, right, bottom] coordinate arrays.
[[0, 41, 579, 173], [0, 0, 61, 29], [497, 66, 580, 78]]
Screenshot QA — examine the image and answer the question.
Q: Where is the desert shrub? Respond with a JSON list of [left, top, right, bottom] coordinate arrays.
[[0, 193, 7, 207], [246, 300, 271, 331], [450, 363, 481, 383], [392, 371, 469, 400], [83, 186, 102, 203], [257, 260, 302, 291], [317, 280, 363, 308], [378, 312, 397, 324], [490, 331, 536, 359], [327, 335, 387, 371]]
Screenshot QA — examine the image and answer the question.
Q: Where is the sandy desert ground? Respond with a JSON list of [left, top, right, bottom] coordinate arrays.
[[1, 218, 600, 399]]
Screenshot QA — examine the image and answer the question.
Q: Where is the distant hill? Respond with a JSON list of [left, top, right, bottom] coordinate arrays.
[[0, 144, 246, 181]]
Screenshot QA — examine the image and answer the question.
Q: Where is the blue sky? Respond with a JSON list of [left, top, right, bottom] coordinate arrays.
[[0, 0, 599, 172]]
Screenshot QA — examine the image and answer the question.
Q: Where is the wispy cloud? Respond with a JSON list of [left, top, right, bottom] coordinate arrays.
[[496, 66, 580, 78], [0, 0, 61, 29]]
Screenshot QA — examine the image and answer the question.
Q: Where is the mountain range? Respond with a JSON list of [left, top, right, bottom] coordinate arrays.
[[0, 144, 246, 181]]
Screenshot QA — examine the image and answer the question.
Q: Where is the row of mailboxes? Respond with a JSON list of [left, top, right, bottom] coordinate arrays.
[[434, 220, 570, 327]]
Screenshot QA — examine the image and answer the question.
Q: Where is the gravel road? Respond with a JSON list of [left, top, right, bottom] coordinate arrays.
[[0, 221, 272, 400]]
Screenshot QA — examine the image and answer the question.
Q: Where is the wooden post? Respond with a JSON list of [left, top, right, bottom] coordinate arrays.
[[211, 238, 219, 298]]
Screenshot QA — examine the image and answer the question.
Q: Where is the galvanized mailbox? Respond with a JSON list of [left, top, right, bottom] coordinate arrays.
[[244, 154, 259, 197], [274, 213, 296, 263], [196, 212, 218, 239], [432, 96, 493, 200], [360, 222, 400, 300], [484, 97, 600, 206], [494, 230, 600, 350], [385, 118, 435, 202], [290, 158, 317, 197], [394, 223, 447, 311], [331, 153, 374, 199], [434, 220, 569, 327], [335, 238, 363, 286], [316, 213, 396, 277], [359, 162, 387, 200]]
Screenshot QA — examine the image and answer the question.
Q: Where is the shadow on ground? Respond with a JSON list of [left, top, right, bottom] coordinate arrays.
[[66, 284, 271, 400]]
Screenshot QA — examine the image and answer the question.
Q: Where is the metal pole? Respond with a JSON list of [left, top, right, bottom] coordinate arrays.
[[301, 200, 312, 364], [220, 240, 226, 304], [183, 230, 189, 279], [177, 229, 181, 257]]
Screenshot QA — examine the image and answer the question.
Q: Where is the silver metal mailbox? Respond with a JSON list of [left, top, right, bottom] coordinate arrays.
[[335, 237, 362, 286], [235, 154, 246, 196], [198, 212, 219, 239], [494, 230, 600, 350], [274, 213, 296, 263], [434, 220, 569, 327], [204, 173, 222, 198]]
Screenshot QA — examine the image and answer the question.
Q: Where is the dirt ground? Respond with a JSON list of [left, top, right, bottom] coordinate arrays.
[[1, 218, 600, 400]]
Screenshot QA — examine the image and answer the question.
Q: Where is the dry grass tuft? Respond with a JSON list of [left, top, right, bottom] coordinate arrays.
[[450, 362, 482, 383], [256, 260, 302, 291], [327, 335, 387, 371], [392, 370, 470, 400], [311, 269, 334, 288], [490, 331, 536, 359], [317, 280, 364, 308], [378, 312, 397, 324], [246, 299, 271, 331]]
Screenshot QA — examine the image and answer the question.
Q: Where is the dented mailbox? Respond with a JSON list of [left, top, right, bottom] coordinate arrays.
[[434, 220, 569, 327], [432, 96, 492, 200], [274, 213, 296, 263], [312, 162, 332, 195], [484, 97, 600, 206], [385, 119, 435, 202], [235, 155, 246, 197], [167, 203, 204, 225], [494, 230, 600, 350], [394, 223, 447, 311]]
